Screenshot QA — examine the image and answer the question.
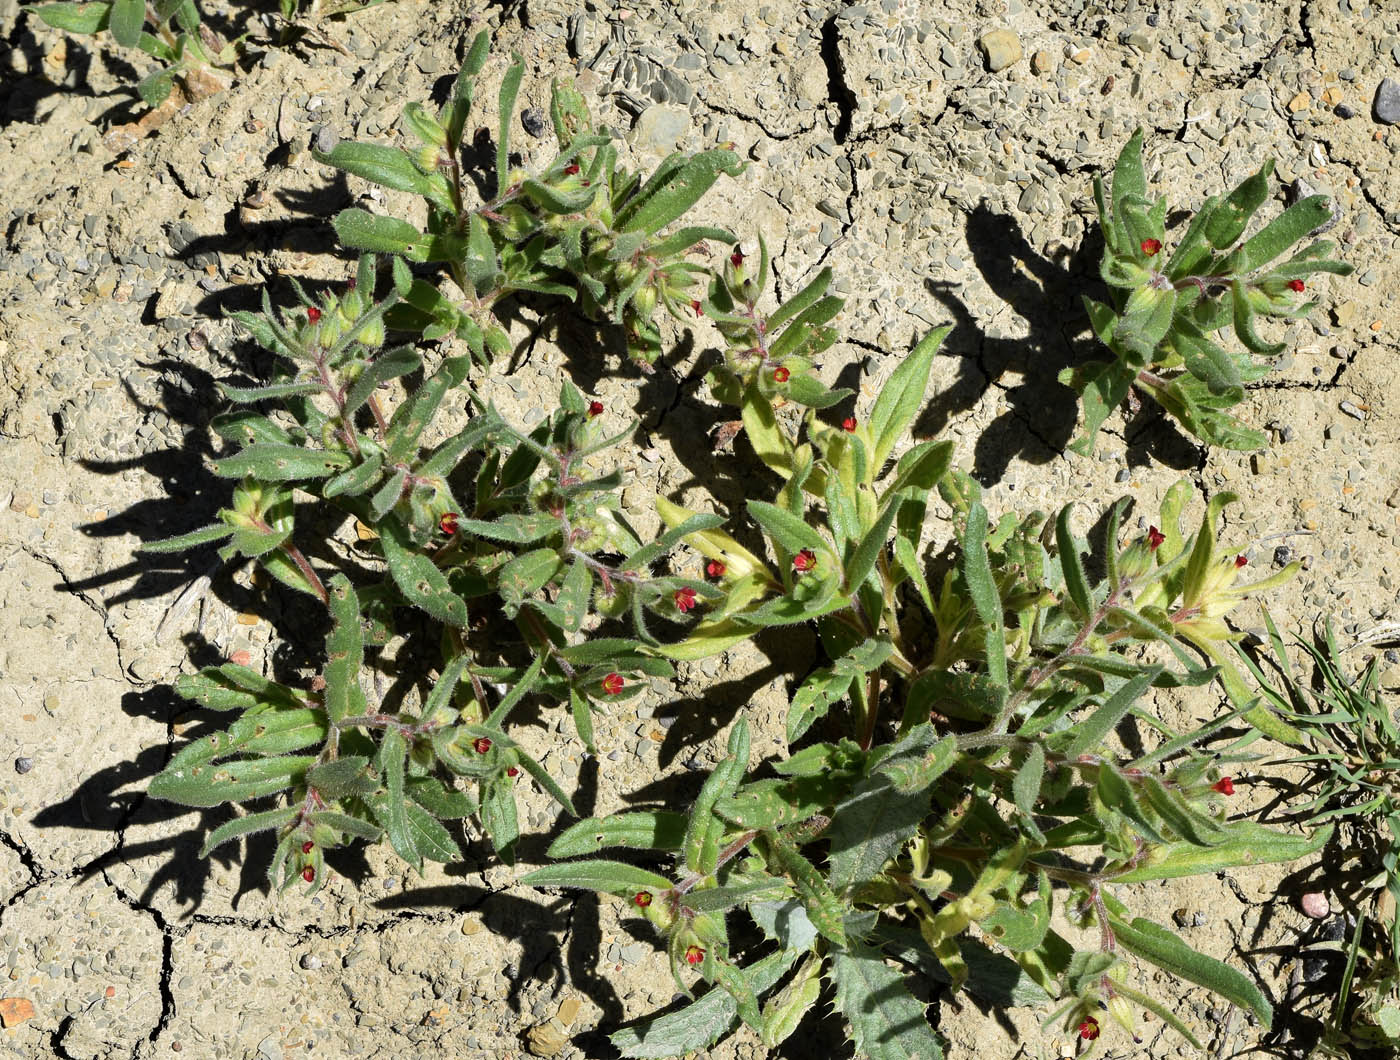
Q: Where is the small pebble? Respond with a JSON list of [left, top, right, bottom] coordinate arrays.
[[1339, 400, 1366, 421], [977, 29, 1023, 73], [299, 953, 321, 970], [520, 108, 547, 138], [1273, 545, 1293, 567], [1374, 78, 1400, 124], [13, 758, 32, 775], [1300, 892, 1329, 919]]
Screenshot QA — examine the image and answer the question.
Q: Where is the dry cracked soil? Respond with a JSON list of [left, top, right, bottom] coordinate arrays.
[[2, 0, 1400, 1058]]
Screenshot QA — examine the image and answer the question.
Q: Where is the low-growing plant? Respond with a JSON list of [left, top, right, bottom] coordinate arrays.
[[132, 31, 1345, 1060], [1062, 130, 1352, 453], [1236, 618, 1400, 1056], [28, 0, 384, 110]]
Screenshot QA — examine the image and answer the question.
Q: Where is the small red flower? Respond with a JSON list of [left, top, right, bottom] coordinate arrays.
[[674, 586, 698, 613], [706, 559, 726, 579], [587, 400, 604, 418], [1287, 278, 1306, 293], [602, 672, 625, 696], [633, 891, 653, 908], [1235, 554, 1248, 568], [563, 163, 580, 175], [302, 866, 315, 883], [841, 417, 857, 432], [440, 512, 460, 536], [473, 737, 492, 755], [306, 307, 321, 324], [1147, 525, 1165, 551], [684, 944, 705, 966], [1140, 238, 1162, 256], [730, 249, 744, 267], [1213, 776, 1235, 796], [772, 365, 790, 383], [1078, 1016, 1100, 1041], [793, 548, 816, 573], [691, 299, 703, 316], [506, 766, 519, 778], [301, 840, 315, 855]]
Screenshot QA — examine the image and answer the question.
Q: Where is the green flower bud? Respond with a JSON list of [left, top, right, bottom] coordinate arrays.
[[632, 283, 658, 320]]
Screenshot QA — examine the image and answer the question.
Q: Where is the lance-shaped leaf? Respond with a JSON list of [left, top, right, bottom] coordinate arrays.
[[109, 0, 143, 46], [963, 502, 1007, 688], [1205, 160, 1272, 250], [379, 517, 469, 626], [210, 444, 351, 480], [172, 665, 303, 712], [496, 52, 525, 197], [333, 208, 425, 254], [369, 727, 419, 872], [1109, 915, 1271, 1027], [868, 326, 950, 470], [1112, 821, 1331, 883], [199, 806, 300, 858], [684, 720, 749, 875], [832, 942, 942, 1060], [384, 356, 471, 463], [313, 141, 449, 208], [766, 831, 845, 947], [1059, 667, 1161, 758], [615, 149, 744, 235], [548, 811, 689, 858], [520, 859, 674, 897], [610, 950, 799, 1058], [36, 2, 113, 34], [150, 754, 317, 808], [1230, 195, 1333, 273], [322, 575, 366, 724], [1230, 278, 1285, 355], [826, 769, 929, 894], [308, 810, 384, 843], [141, 522, 235, 553], [305, 757, 378, 800]]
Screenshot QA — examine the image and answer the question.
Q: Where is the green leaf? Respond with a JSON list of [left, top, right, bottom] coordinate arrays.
[[452, 512, 559, 544], [963, 502, 1007, 688], [684, 720, 749, 875], [402, 801, 458, 862], [766, 830, 846, 947], [1231, 195, 1334, 273], [109, 0, 143, 47], [36, 2, 112, 34], [498, 548, 563, 615], [141, 523, 235, 553], [616, 149, 744, 235], [747, 500, 825, 557], [868, 326, 949, 469], [322, 575, 366, 724], [826, 771, 929, 893], [371, 727, 419, 873], [150, 754, 317, 808], [547, 811, 689, 858], [519, 859, 674, 897], [210, 444, 351, 481], [1113, 821, 1331, 883], [1205, 160, 1273, 250], [384, 355, 470, 464], [307, 810, 384, 842], [305, 757, 378, 799], [1109, 916, 1271, 1027], [480, 776, 519, 863], [1054, 505, 1092, 618], [379, 517, 469, 626], [217, 380, 324, 404], [832, 942, 942, 1060], [786, 667, 856, 745], [1059, 667, 1161, 758], [610, 951, 799, 1058], [199, 806, 299, 858], [313, 141, 446, 206], [405, 777, 476, 819], [332, 208, 425, 254], [1110, 129, 1147, 216], [1231, 277, 1285, 355], [496, 53, 525, 197]]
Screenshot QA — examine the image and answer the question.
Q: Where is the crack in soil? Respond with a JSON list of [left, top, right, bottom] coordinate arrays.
[[15, 544, 128, 680]]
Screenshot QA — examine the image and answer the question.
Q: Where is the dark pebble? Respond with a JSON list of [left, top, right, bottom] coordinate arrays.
[[1335, 103, 1355, 119], [14, 757, 33, 774], [1274, 545, 1293, 567], [1373, 78, 1400, 125], [520, 108, 547, 138]]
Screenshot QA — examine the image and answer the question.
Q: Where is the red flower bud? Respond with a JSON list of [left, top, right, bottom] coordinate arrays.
[[587, 400, 604, 418], [730, 249, 744, 267], [563, 163, 580, 175], [1212, 776, 1235, 795], [684, 944, 705, 966], [506, 766, 519, 777], [691, 299, 702, 317], [1078, 1016, 1100, 1041], [674, 586, 698, 613], [633, 891, 653, 908], [440, 512, 460, 536], [706, 559, 726, 579], [841, 417, 857, 432], [1235, 554, 1248, 568], [1147, 525, 1165, 551], [793, 548, 816, 573], [473, 737, 492, 755], [772, 365, 790, 383], [1287, 279, 1306, 293], [301, 840, 314, 855], [1140, 238, 1162, 256], [602, 672, 624, 696], [302, 866, 315, 883], [306, 307, 321, 324]]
